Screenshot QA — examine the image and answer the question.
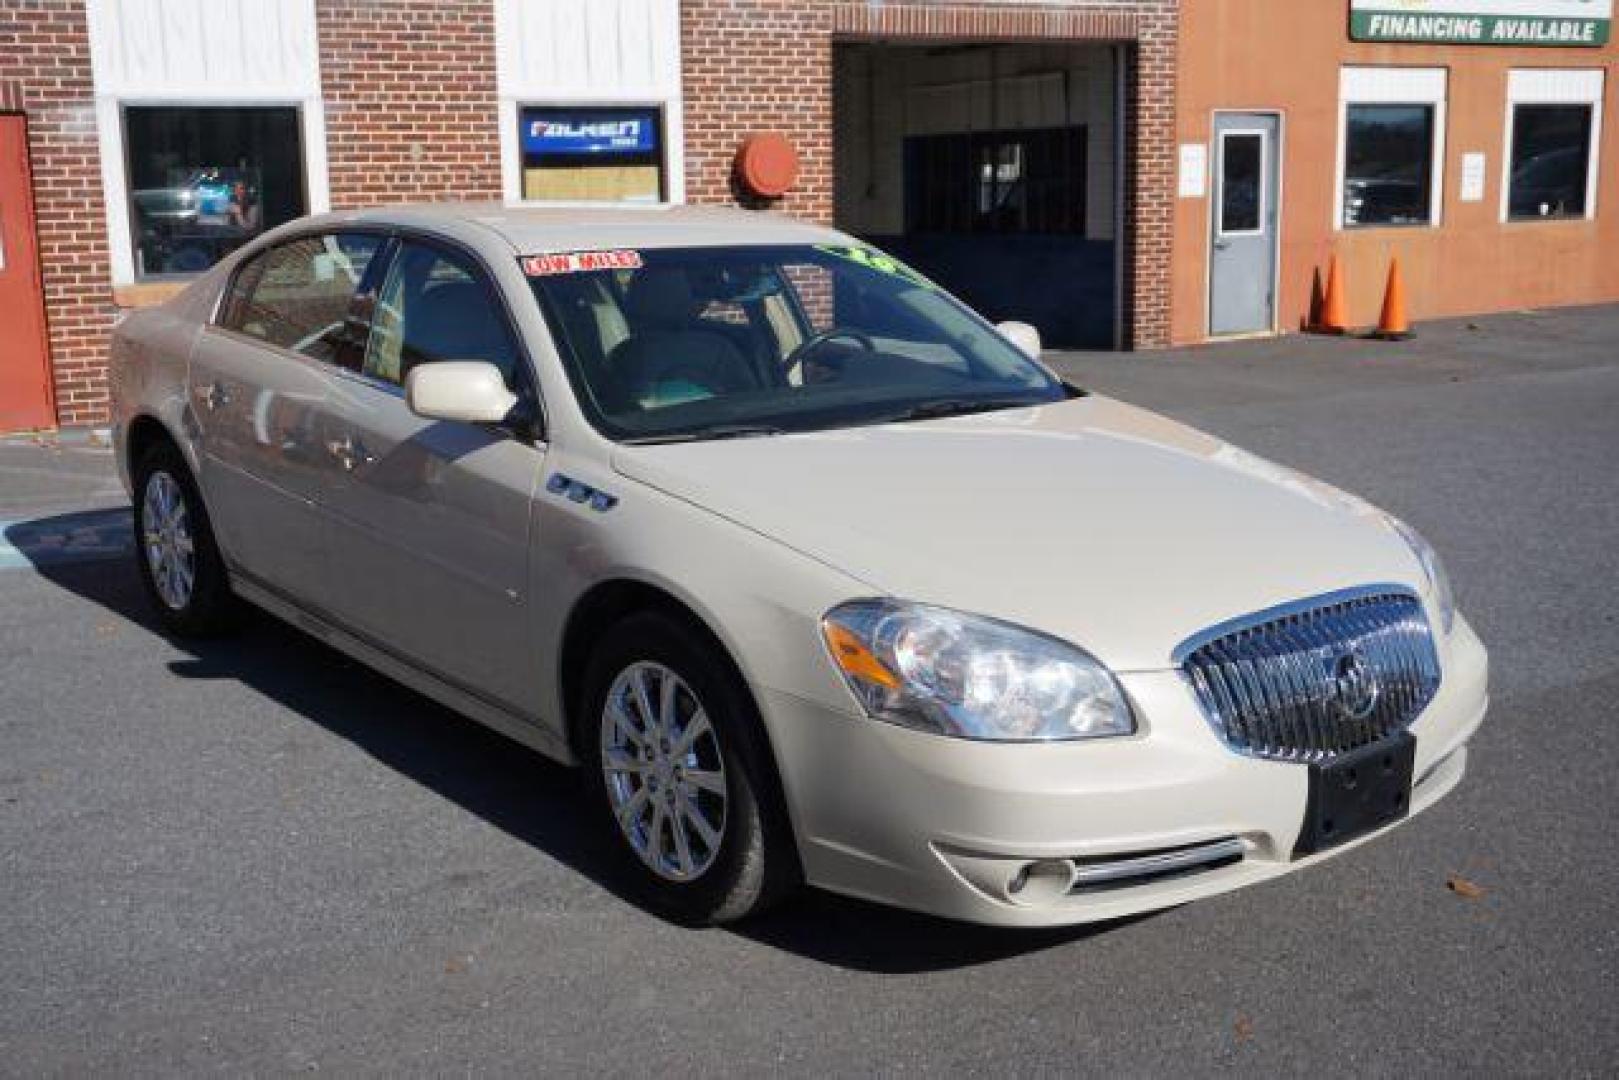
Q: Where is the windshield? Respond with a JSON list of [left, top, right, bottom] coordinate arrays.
[[525, 244, 1066, 442]]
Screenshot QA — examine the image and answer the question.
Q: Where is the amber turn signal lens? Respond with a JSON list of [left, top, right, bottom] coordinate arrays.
[[823, 622, 901, 689]]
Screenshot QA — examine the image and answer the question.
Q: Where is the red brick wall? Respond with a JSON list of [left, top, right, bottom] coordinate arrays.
[[1122, 5, 1177, 349], [680, 0, 835, 222], [0, 0, 109, 425], [316, 0, 502, 206], [679, 0, 1179, 349]]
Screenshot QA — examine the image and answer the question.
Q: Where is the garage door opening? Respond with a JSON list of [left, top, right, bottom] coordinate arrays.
[[833, 41, 1123, 350]]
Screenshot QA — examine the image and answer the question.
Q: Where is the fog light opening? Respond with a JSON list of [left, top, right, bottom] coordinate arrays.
[[1006, 859, 1077, 905]]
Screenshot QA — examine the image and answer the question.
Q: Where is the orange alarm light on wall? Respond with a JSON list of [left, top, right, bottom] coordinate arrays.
[[735, 132, 800, 199]]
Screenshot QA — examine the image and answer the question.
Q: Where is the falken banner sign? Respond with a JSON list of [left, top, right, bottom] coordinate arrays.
[[521, 110, 659, 156], [1350, 0, 1611, 44]]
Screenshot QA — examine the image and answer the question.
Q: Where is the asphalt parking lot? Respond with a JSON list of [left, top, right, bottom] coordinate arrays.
[[3, 305, 1617, 1074]]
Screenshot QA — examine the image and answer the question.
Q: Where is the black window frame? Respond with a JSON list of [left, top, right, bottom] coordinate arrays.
[[1506, 102, 1596, 222], [1341, 101, 1439, 230], [121, 103, 311, 282]]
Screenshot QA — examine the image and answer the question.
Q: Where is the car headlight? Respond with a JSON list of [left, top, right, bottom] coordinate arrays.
[[821, 600, 1134, 741], [1388, 518, 1456, 635]]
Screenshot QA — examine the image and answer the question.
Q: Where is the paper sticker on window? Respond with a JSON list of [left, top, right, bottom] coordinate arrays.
[[521, 250, 644, 276], [814, 245, 933, 289]]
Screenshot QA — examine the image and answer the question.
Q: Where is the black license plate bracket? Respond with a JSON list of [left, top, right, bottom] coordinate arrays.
[[1294, 733, 1416, 857]]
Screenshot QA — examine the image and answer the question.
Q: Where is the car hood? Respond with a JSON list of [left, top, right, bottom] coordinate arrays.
[[610, 396, 1424, 671]]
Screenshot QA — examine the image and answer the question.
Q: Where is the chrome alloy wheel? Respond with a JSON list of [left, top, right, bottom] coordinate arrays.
[[141, 470, 196, 611], [600, 661, 728, 882]]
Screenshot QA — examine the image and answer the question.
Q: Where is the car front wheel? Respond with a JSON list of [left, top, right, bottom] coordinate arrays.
[[583, 611, 798, 924]]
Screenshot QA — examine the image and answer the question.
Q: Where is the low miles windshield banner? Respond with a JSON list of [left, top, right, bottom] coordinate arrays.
[[1350, 0, 1612, 44]]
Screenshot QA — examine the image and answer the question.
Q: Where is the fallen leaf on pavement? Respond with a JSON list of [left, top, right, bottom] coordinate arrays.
[[1234, 1015, 1255, 1042], [1446, 874, 1485, 899]]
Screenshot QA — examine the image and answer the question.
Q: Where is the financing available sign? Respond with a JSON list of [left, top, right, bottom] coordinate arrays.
[[1350, 0, 1612, 45]]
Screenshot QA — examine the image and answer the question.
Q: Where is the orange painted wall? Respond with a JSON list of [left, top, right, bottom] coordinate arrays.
[[1173, 2, 1619, 344]]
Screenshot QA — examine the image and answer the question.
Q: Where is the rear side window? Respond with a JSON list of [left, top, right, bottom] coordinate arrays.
[[219, 233, 381, 363], [362, 241, 522, 388]]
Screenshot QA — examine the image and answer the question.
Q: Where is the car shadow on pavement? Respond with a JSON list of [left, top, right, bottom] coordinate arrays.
[[11, 509, 1149, 974]]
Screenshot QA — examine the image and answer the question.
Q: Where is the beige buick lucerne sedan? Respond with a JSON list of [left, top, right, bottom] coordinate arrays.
[[110, 205, 1488, 926]]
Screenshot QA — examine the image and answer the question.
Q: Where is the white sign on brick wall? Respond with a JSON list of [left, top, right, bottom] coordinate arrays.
[[1460, 152, 1487, 202], [1178, 143, 1208, 199]]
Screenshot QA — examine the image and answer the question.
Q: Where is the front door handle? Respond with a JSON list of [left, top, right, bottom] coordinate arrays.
[[326, 436, 373, 472], [1213, 238, 1232, 251]]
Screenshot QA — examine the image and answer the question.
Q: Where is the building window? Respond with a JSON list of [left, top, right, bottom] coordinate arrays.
[[1342, 105, 1435, 227], [123, 106, 307, 279], [1337, 67, 1447, 230], [904, 127, 1088, 235], [1217, 131, 1266, 236], [1508, 106, 1593, 219], [518, 106, 665, 203], [1503, 69, 1605, 223]]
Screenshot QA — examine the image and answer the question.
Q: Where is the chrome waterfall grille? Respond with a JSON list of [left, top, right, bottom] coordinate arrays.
[[1176, 589, 1441, 762]]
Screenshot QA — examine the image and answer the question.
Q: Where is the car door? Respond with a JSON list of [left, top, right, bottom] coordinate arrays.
[[319, 236, 546, 713], [190, 231, 384, 603]]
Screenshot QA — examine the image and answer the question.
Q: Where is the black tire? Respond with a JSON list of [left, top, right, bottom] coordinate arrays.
[[581, 610, 799, 924], [131, 439, 239, 636]]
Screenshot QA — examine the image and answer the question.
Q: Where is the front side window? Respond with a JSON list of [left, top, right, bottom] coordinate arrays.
[[364, 242, 523, 388], [1508, 104, 1593, 220], [124, 106, 307, 279], [220, 233, 381, 363], [518, 106, 664, 204], [1343, 104, 1435, 227], [527, 244, 1066, 443]]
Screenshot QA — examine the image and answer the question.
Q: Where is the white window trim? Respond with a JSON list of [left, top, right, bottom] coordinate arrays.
[[1500, 67, 1605, 223], [1215, 128, 1269, 238], [493, 0, 685, 208], [499, 96, 685, 208], [97, 91, 331, 287], [1334, 66, 1449, 231]]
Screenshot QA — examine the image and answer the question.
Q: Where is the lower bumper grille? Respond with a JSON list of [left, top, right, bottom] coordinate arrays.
[[1177, 587, 1441, 762], [1069, 837, 1246, 892]]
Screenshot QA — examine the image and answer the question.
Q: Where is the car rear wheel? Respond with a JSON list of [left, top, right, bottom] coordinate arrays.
[[583, 611, 798, 924], [132, 441, 238, 636]]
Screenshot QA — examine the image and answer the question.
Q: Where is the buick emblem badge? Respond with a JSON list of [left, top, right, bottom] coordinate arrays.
[[1329, 646, 1379, 721]]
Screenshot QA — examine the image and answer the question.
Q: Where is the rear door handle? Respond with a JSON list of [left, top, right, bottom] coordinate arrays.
[[326, 435, 374, 472], [195, 381, 230, 410]]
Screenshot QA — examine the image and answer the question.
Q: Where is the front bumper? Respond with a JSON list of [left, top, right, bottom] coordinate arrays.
[[760, 615, 1488, 928]]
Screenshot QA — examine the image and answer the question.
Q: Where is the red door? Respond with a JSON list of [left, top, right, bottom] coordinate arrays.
[[0, 115, 55, 432]]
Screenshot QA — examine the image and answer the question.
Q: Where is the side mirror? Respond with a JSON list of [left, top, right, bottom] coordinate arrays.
[[996, 321, 1043, 360], [405, 361, 518, 426]]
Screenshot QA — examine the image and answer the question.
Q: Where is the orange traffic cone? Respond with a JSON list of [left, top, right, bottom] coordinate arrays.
[[1373, 257, 1413, 341], [1313, 254, 1349, 335]]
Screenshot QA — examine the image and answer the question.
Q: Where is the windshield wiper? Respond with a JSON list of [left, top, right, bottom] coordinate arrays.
[[866, 397, 1045, 425], [621, 424, 789, 446]]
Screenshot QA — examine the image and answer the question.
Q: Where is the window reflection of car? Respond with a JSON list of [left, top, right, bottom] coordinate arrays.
[[131, 184, 201, 223], [132, 171, 262, 275], [1510, 147, 1583, 218]]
